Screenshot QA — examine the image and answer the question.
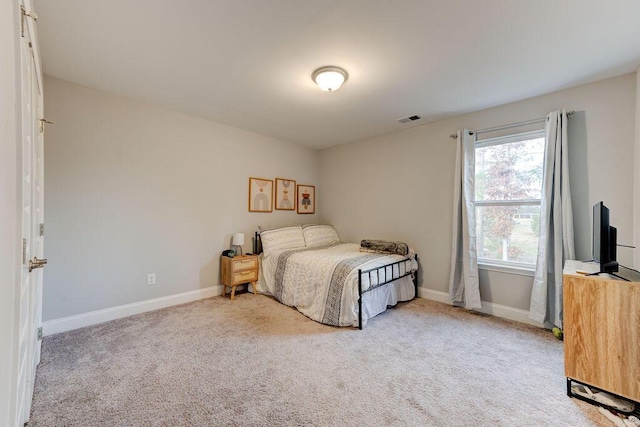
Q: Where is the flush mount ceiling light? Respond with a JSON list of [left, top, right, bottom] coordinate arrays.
[[312, 66, 349, 92]]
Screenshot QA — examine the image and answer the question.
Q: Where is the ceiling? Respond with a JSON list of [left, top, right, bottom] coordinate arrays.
[[35, 0, 640, 149]]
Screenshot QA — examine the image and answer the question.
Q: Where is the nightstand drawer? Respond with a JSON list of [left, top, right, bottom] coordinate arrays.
[[232, 257, 257, 272], [221, 253, 259, 300], [233, 269, 257, 284]]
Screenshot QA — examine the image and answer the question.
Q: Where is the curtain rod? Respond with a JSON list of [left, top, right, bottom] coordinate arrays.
[[448, 110, 575, 139]]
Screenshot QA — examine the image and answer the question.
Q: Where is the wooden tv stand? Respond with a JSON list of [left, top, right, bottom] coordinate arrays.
[[563, 260, 640, 403]]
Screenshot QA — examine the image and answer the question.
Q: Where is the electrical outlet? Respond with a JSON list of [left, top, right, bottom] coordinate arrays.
[[147, 273, 156, 285]]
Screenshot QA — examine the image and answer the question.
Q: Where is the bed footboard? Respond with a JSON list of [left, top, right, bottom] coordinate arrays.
[[357, 254, 418, 330]]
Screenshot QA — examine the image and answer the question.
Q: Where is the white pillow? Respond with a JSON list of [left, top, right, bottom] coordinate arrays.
[[259, 225, 306, 257], [302, 225, 340, 247]]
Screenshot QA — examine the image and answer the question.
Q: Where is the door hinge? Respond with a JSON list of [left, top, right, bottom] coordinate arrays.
[[21, 6, 38, 21], [37, 327, 43, 340], [20, 6, 38, 38], [22, 238, 27, 264], [39, 119, 54, 133], [40, 223, 45, 236]]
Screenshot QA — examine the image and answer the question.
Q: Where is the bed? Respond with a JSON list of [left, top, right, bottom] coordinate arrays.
[[253, 225, 418, 329]]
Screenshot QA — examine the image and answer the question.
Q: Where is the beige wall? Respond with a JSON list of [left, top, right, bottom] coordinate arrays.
[[319, 73, 637, 311], [0, 0, 20, 424], [44, 72, 637, 320], [43, 76, 321, 321]]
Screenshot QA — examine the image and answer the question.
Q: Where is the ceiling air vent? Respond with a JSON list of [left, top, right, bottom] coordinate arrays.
[[397, 115, 421, 124]]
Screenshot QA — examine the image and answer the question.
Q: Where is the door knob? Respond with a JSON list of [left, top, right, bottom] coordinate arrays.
[[29, 256, 47, 272]]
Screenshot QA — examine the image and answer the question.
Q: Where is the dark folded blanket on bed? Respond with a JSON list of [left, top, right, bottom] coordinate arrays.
[[360, 239, 409, 256]]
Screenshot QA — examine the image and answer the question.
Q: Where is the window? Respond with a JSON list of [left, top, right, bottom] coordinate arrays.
[[474, 130, 545, 270]]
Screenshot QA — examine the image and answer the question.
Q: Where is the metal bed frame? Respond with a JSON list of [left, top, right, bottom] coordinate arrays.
[[253, 232, 418, 330]]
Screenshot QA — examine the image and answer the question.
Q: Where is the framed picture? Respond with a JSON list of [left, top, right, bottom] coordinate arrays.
[[248, 177, 273, 213], [296, 184, 315, 214], [275, 178, 296, 211]]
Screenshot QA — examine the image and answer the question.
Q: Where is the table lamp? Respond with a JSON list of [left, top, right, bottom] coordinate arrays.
[[232, 233, 245, 256]]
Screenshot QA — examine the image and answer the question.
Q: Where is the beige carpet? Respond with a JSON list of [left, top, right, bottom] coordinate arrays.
[[30, 295, 610, 426]]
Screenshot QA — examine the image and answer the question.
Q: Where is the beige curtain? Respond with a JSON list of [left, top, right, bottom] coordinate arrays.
[[448, 129, 481, 309], [530, 109, 575, 328]]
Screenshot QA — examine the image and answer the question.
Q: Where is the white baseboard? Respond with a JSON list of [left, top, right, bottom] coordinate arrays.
[[43, 285, 541, 336], [42, 285, 223, 336], [417, 288, 544, 328]]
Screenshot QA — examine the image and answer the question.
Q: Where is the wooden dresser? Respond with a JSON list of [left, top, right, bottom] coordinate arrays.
[[220, 254, 259, 300], [563, 260, 640, 402]]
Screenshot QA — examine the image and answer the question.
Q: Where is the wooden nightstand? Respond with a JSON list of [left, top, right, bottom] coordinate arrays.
[[220, 254, 259, 300]]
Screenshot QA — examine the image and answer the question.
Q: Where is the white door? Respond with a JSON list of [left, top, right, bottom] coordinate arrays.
[[16, 0, 45, 424]]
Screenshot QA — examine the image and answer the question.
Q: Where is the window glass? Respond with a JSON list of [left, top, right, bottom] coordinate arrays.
[[475, 138, 544, 202], [475, 133, 545, 267]]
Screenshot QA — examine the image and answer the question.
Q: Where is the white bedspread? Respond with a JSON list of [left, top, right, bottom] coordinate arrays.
[[258, 243, 418, 327]]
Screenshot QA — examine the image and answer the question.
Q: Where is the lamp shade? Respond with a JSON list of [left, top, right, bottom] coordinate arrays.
[[232, 233, 245, 246], [312, 66, 348, 92]]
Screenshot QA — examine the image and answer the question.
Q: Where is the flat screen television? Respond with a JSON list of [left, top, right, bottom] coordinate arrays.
[[592, 201, 618, 273]]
